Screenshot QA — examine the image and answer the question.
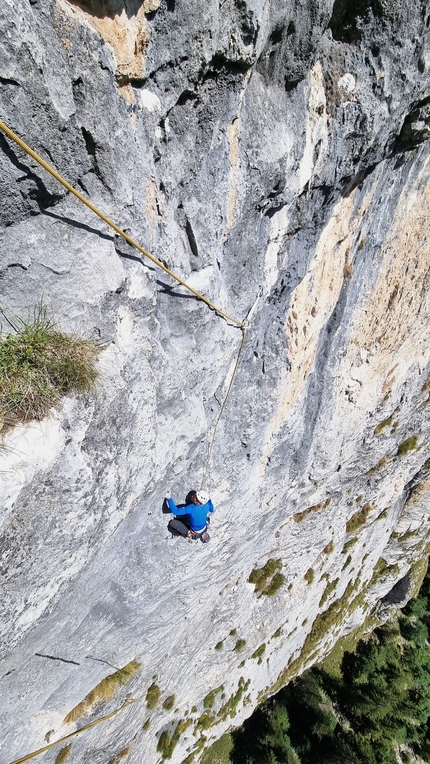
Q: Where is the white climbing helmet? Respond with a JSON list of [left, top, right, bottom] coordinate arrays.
[[196, 491, 209, 505]]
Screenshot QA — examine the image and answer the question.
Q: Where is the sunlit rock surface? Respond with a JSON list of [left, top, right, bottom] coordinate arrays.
[[1, 0, 430, 761]]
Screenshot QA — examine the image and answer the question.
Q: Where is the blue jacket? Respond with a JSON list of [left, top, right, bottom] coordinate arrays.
[[167, 497, 214, 532]]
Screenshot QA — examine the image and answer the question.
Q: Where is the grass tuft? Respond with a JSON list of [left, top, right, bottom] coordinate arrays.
[[146, 682, 161, 710], [203, 685, 224, 710], [342, 536, 358, 554], [249, 558, 284, 596], [251, 643, 266, 662], [0, 307, 99, 431], [366, 456, 388, 475], [54, 745, 73, 764], [346, 503, 372, 534], [157, 719, 192, 760], [319, 578, 339, 608], [293, 498, 331, 522], [342, 554, 352, 571], [107, 748, 131, 764], [374, 416, 393, 435], [64, 660, 140, 724], [162, 695, 175, 711], [200, 733, 233, 764], [397, 436, 419, 456], [234, 638, 246, 652]]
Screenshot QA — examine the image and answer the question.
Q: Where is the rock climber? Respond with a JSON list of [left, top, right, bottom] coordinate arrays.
[[165, 490, 214, 537]]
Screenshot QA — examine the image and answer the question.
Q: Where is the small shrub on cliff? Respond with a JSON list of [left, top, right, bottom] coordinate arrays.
[[162, 694, 175, 711], [157, 719, 192, 760], [234, 638, 247, 652], [324, 540, 335, 555], [249, 558, 285, 596], [397, 436, 419, 456], [146, 682, 161, 709], [374, 416, 393, 435], [54, 745, 73, 764], [204, 685, 224, 709], [346, 503, 372, 533], [366, 456, 388, 475], [251, 643, 266, 662], [0, 308, 99, 430], [293, 498, 331, 522], [319, 578, 339, 608], [64, 660, 140, 723]]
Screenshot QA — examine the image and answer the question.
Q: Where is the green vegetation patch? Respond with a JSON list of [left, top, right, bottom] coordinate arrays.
[[181, 754, 196, 764], [200, 732, 233, 764], [341, 554, 352, 571], [366, 456, 388, 475], [107, 748, 130, 764], [162, 695, 175, 711], [234, 638, 246, 652], [203, 685, 224, 710], [397, 435, 419, 456], [319, 578, 339, 608], [346, 503, 372, 534], [374, 416, 393, 435], [323, 540, 334, 555], [64, 660, 141, 724], [231, 563, 430, 764], [342, 536, 358, 554], [214, 640, 224, 651], [157, 719, 192, 760], [371, 557, 400, 583], [185, 733, 208, 763], [54, 745, 73, 764], [217, 678, 251, 722], [304, 568, 315, 584], [319, 611, 380, 679], [251, 643, 266, 662], [249, 558, 285, 597], [196, 711, 215, 731], [0, 308, 99, 430], [270, 577, 361, 695], [146, 682, 161, 710], [293, 498, 331, 522]]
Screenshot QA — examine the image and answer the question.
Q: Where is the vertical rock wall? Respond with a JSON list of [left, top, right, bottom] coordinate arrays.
[[1, 0, 430, 761]]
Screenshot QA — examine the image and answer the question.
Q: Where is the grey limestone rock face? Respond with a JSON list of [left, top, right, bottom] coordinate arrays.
[[1, 0, 430, 761]]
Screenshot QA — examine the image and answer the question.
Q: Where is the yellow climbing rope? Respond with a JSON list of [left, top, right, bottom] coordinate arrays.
[[0, 119, 249, 490], [0, 120, 249, 762], [201, 324, 247, 488], [0, 120, 244, 329], [9, 696, 143, 764]]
